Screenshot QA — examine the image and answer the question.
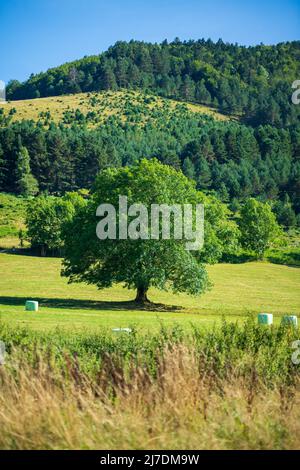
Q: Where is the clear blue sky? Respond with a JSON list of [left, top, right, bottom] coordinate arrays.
[[1, 0, 299, 83]]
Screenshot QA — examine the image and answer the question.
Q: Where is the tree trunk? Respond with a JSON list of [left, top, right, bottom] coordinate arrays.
[[135, 285, 149, 304]]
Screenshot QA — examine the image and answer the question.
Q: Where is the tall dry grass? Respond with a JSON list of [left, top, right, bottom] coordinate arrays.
[[0, 343, 299, 450]]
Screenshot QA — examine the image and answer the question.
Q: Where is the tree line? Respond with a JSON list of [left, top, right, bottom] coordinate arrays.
[[0, 109, 299, 227]]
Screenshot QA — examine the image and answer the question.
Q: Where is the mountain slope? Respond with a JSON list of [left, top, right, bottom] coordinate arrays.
[[1, 90, 229, 127], [7, 39, 300, 126]]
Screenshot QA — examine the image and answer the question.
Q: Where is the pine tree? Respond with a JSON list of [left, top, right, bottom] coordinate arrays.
[[182, 157, 196, 180], [195, 80, 211, 104], [101, 64, 117, 90], [16, 146, 39, 196], [180, 75, 196, 101], [196, 157, 212, 189], [116, 58, 128, 88]]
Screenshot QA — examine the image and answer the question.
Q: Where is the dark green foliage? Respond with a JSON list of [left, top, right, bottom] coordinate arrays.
[[273, 197, 297, 228], [0, 105, 299, 224], [62, 160, 214, 302], [2, 37, 300, 226], [26, 192, 86, 255]]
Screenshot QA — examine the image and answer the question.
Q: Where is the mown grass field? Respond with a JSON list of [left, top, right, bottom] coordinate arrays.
[[0, 252, 299, 332], [0, 246, 299, 450], [0, 89, 229, 126]]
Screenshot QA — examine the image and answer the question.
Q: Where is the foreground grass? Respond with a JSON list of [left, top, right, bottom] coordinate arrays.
[[0, 253, 299, 332], [0, 320, 299, 449]]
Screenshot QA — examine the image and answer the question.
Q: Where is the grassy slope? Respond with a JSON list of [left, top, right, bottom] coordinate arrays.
[[0, 89, 229, 126], [0, 193, 29, 249], [0, 252, 299, 332]]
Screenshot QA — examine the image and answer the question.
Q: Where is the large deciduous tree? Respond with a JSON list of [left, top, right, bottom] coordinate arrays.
[[62, 159, 238, 304]]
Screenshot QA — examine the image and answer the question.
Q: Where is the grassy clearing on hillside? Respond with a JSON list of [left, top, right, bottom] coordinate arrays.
[[265, 229, 300, 267], [0, 319, 299, 449], [0, 253, 299, 332], [0, 193, 29, 249], [0, 90, 229, 126]]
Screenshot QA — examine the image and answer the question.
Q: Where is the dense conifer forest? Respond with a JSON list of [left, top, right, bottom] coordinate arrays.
[[1, 39, 300, 226]]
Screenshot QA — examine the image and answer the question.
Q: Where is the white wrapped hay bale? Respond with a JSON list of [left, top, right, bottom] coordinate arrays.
[[112, 328, 132, 333], [25, 300, 39, 311], [257, 313, 273, 325], [281, 315, 298, 327]]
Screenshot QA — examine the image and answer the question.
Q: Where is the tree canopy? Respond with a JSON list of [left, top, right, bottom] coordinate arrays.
[[62, 160, 238, 303], [1, 102, 299, 227], [26, 192, 86, 255]]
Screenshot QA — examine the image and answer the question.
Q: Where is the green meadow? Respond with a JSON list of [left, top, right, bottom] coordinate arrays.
[[0, 252, 299, 332]]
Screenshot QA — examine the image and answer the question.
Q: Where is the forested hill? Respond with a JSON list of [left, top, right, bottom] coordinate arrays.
[[7, 39, 300, 127], [1, 89, 299, 226]]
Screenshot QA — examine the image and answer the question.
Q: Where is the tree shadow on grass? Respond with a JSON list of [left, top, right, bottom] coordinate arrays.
[[0, 247, 58, 257], [0, 296, 183, 312]]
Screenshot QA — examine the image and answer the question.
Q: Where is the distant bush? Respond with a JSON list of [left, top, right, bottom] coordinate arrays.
[[26, 192, 86, 255], [238, 198, 282, 259]]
